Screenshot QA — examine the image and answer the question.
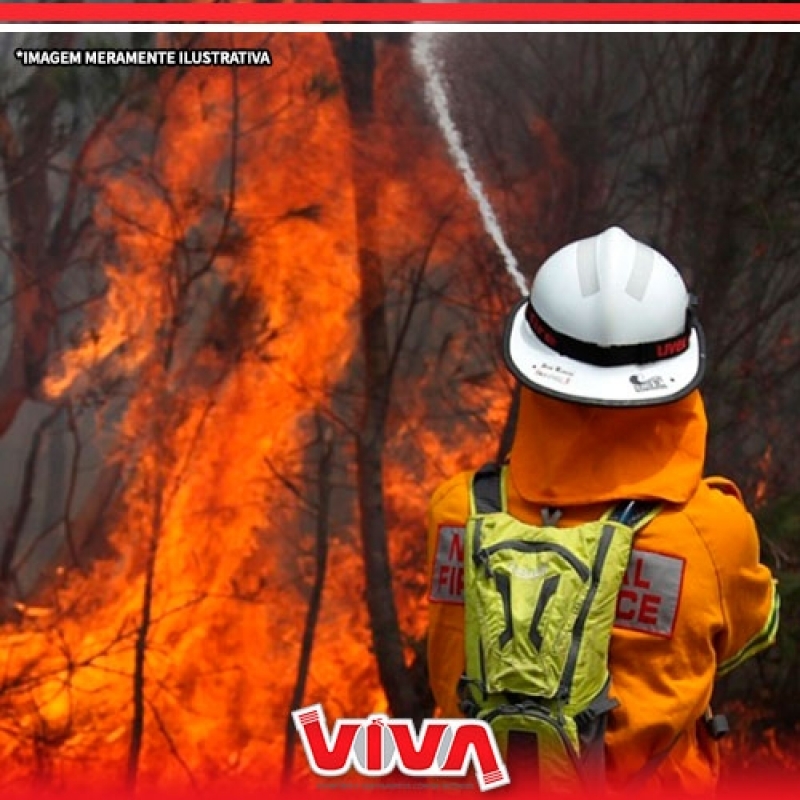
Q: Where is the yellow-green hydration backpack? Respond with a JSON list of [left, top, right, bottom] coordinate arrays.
[[459, 463, 660, 792]]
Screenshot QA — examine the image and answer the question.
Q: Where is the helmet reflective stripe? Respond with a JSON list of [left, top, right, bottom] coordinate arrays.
[[625, 242, 655, 302], [576, 237, 601, 296], [503, 227, 706, 408]]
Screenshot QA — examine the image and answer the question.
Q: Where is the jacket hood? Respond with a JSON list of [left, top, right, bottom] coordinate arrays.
[[508, 387, 707, 506]]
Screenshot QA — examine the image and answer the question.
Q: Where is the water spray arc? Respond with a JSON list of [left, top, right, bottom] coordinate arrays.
[[410, 34, 529, 298]]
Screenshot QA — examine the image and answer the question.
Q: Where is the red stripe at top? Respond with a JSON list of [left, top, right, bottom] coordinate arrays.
[[1, 4, 800, 24]]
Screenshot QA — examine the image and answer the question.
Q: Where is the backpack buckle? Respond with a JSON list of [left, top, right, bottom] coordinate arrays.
[[704, 709, 730, 740]]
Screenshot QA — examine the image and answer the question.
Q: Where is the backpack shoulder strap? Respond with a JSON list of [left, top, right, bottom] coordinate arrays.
[[469, 462, 505, 515]]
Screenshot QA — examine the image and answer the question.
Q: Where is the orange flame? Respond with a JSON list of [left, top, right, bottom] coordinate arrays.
[[2, 32, 512, 793]]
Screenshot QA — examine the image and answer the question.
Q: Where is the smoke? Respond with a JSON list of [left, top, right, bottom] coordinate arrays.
[[410, 33, 529, 298]]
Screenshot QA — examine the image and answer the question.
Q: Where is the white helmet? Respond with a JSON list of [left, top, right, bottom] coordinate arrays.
[[504, 226, 705, 407]]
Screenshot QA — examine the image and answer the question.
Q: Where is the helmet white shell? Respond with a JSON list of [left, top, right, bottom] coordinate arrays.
[[504, 227, 705, 406]]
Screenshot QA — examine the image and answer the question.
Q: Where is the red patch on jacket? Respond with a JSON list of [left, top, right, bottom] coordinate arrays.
[[429, 525, 465, 604]]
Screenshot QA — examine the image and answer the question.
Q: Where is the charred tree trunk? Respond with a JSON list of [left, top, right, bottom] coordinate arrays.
[[282, 415, 334, 788], [0, 42, 61, 437], [126, 470, 165, 789], [328, 33, 418, 721], [0, 407, 61, 609]]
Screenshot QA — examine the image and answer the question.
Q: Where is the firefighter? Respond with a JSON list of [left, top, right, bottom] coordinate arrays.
[[426, 226, 779, 794]]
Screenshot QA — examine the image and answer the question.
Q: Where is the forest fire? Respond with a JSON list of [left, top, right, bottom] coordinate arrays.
[[0, 31, 511, 795], [0, 29, 797, 800], [2, 33, 363, 792]]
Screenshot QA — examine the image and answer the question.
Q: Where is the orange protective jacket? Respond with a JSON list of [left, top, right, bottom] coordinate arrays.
[[426, 388, 778, 795]]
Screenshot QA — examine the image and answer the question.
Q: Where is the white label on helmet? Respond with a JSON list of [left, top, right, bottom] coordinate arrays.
[[630, 374, 667, 392], [429, 525, 465, 604], [614, 549, 685, 637], [534, 363, 574, 385]]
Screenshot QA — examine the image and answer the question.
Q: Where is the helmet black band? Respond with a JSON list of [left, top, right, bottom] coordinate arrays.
[[525, 303, 694, 369]]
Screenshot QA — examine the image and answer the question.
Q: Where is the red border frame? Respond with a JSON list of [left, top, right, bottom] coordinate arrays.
[[1, 3, 800, 24]]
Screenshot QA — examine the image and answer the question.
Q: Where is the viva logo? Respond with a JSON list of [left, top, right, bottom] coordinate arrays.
[[292, 704, 510, 791]]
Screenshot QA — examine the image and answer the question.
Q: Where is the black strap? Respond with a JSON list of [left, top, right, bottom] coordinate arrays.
[[472, 462, 503, 514], [525, 302, 694, 367], [625, 731, 684, 788], [575, 680, 619, 783]]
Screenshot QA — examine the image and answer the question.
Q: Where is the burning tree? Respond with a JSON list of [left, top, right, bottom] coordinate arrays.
[[0, 31, 363, 790], [0, 30, 515, 792]]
